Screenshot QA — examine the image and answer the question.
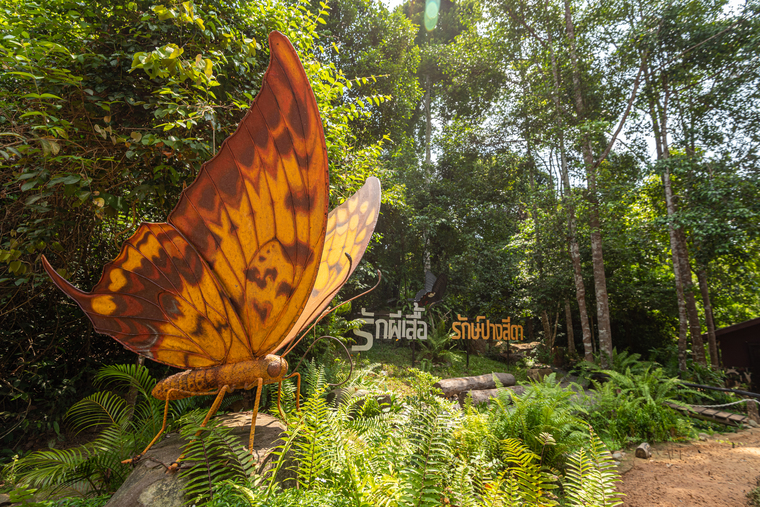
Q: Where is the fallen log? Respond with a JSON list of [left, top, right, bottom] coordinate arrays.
[[459, 385, 526, 406], [434, 373, 516, 397]]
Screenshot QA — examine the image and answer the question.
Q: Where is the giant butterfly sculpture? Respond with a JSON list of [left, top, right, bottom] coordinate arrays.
[[42, 32, 381, 468]]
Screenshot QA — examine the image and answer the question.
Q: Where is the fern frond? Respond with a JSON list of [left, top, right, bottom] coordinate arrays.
[[65, 392, 130, 434], [179, 415, 251, 505], [290, 388, 332, 490], [563, 427, 623, 507], [398, 401, 454, 507], [501, 438, 558, 506], [10, 447, 89, 491], [93, 364, 156, 397]]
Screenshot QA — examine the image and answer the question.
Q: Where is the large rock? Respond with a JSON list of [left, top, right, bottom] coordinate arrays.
[[106, 412, 285, 507]]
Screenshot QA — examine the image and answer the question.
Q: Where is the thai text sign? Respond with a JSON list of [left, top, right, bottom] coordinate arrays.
[[452, 315, 524, 341], [351, 304, 428, 352]]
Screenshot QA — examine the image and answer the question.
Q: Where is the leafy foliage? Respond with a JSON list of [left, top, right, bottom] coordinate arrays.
[[563, 427, 624, 507], [188, 367, 623, 506], [581, 367, 696, 449], [2, 364, 161, 495], [179, 414, 257, 506], [487, 374, 587, 470], [0, 363, 222, 497], [418, 312, 457, 365]]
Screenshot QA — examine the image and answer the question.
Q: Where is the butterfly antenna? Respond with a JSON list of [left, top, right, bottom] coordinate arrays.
[[287, 335, 354, 387], [281, 254, 381, 358]]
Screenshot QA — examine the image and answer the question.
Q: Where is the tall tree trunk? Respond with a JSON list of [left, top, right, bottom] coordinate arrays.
[[565, 299, 575, 354], [424, 74, 432, 168], [423, 74, 432, 272], [547, 20, 593, 362], [643, 58, 688, 371], [564, 0, 613, 367], [663, 169, 690, 372], [676, 230, 706, 364], [697, 266, 719, 367], [541, 309, 560, 351], [656, 72, 706, 366]]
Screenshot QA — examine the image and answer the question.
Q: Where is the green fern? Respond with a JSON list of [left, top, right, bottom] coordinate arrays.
[[563, 427, 623, 507], [178, 412, 256, 505], [290, 388, 332, 490], [1, 364, 226, 497], [488, 374, 586, 470], [398, 399, 455, 507], [500, 438, 558, 506], [584, 366, 698, 448], [2, 365, 161, 495]]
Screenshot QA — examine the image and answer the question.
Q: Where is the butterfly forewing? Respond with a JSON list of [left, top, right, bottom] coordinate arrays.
[[43, 32, 330, 367], [168, 32, 329, 356]]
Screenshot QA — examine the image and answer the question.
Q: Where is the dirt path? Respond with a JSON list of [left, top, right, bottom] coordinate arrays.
[[618, 427, 760, 506]]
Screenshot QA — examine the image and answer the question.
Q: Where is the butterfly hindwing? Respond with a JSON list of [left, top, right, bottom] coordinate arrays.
[[281, 177, 382, 349]]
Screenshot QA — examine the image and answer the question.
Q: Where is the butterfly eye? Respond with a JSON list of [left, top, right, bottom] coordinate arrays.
[[267, 360, 282, 378]]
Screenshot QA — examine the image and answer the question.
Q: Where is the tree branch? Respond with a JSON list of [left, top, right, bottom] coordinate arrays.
[[592, 53, 647, 170]]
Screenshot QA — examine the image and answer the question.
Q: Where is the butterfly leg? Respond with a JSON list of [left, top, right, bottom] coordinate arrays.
[[276, 380, 286, 420], [248, 377, 264, 452], [167, 385, 231, 473], [121, 388, 182, 465]]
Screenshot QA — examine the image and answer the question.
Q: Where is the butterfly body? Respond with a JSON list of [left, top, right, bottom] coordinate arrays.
[[151, 355, 288, 401]]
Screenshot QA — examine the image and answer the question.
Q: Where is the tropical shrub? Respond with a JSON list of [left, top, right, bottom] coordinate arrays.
[[581, 367, 696, 450], [1, 364, 165, 495], [486, 374, 587, 471], [418, 313, 457, 366], [1, 363, 228, 497]]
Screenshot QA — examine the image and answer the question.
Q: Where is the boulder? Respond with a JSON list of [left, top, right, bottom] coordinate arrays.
[[106, 412, 285, 507]]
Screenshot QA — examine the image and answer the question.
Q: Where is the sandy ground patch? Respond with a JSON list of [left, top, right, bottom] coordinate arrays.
[[618, 427, 760, 506]]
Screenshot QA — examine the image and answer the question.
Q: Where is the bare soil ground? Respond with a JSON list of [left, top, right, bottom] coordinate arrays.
[[618, 427, 760, 506]]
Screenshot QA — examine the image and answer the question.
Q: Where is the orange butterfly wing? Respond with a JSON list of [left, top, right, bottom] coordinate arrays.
[[281, 177, 382, 349], [42, 224, 248, 368], [168, 32, 328, 357], [42, 32, 329, 367]]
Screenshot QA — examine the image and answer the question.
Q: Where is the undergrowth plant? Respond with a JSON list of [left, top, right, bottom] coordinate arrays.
[[419, 314, 457, 366], [563, 427, 624, 507], [486, 374, 587, 470], [196, 369, 623, 507], [1, 364, 161, 496], [581, 366, 696, 449], [1, 364, 234, 498], [178, 414, 257, 505], [575, 348, 654, 381]]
